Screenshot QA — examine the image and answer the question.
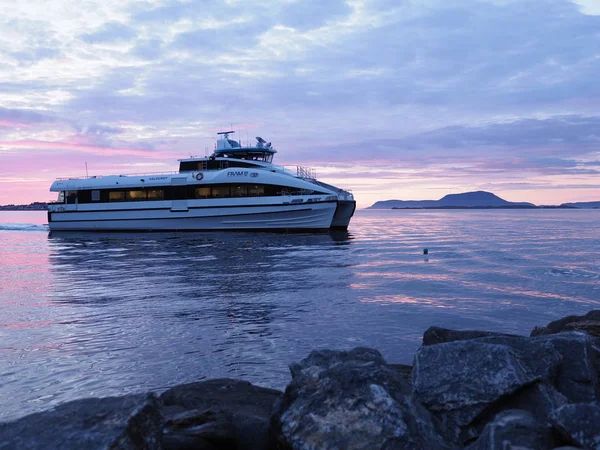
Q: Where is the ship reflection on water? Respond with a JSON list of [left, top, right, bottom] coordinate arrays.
[[46, 230, 354, 304]]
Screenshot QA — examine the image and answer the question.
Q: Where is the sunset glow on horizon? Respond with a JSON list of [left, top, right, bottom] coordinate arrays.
[[1, 0, 599, 209]]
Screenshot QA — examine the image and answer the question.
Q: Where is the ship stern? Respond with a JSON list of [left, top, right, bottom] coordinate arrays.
[[331, 199, 356, 230]]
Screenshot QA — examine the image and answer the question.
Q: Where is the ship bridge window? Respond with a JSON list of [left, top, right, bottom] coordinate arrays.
[[66, 191, 77, 204], [179, 161, 201, 172], [91, 190, 100, 201], [56, 191, 65, 203], [207, 159, 228, 170]]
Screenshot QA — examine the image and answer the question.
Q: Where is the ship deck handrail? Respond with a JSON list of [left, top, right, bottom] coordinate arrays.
[[56, 171, 179, 180], [278, 189, 333, 197]]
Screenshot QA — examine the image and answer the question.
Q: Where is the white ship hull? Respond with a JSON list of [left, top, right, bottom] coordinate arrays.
[[48, 199, 337, 232]]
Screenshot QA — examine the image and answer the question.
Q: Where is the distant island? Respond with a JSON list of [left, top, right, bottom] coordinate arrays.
[[369, 191, 600, 209], [0, 202, 49, 211], [1, 193, 599, 211]]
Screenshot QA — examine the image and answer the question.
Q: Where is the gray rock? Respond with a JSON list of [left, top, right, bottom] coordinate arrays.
[[541, 332, 599, 403], [473, 335, 562, 382], [461, 382, 568, 444], [423, 326, 518, 346], [563, 320, 600, 338], [479, 332, 599, 403], [466, 409, 554, 450], [386, 363, 413, 388], [531, 310, 600, 337], [413, 339, 561, 427], [0, 394, 162, 450], [271, 347, 453, 450], [160, 378, 281, 450], [163, 409, 237, 450], [549, 403, 600, 449]]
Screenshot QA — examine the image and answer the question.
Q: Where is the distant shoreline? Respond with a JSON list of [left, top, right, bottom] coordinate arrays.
[[0, 203, 48, 211], [1, 203, 598, 212], [370, 191, 600, 210], [388, 205, 585, 210]]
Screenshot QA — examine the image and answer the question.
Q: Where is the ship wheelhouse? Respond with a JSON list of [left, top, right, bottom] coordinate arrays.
[[178, 132, 276, 172]]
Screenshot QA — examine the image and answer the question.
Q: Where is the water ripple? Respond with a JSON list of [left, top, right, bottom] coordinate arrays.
[[0, 209, 599, 421]]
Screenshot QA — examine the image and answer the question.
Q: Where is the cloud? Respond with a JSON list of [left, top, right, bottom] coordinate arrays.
[[12, 47, 62, 64], [171, 22, 265, 57], [77, 124, 124, 136], [0, 138, 161, 158], [0, 107, 58, 126], [406, 115, 600, 149], [1, 0, 600, 206], [277, 0, 352, 30], [131, 38, 165, 60], [81, 21, 137, 43], [571, 0, 600, 15]]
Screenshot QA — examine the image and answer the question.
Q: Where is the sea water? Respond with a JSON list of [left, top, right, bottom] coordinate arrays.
[[0, 209, 598, 421]]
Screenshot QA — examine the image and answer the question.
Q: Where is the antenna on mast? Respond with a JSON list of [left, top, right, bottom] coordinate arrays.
[[85, 162, 88, 178]]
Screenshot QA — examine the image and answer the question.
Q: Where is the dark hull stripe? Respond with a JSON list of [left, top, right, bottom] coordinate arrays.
[[51, 207, 318, 223], [50, 200, 337, 214]]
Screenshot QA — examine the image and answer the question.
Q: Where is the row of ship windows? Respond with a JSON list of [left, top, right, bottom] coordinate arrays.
[[60, 184, 328, 204]]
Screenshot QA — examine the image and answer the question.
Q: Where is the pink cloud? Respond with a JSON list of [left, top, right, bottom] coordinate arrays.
[[0, 139, 172, 159], [0, 120, 31, 128]]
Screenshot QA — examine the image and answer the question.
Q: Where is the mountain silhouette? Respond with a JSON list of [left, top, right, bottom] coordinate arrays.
[[369, 191, 535, 209], [560, 201, 600, 209]]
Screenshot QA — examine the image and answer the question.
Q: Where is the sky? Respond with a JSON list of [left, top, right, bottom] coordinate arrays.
[[0, 0, 599, 208]]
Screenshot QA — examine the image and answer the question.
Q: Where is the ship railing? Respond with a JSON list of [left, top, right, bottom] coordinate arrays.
[[278, 189, 323, 196], [296, 166, 317, 180], [56, 171, 179, 180]]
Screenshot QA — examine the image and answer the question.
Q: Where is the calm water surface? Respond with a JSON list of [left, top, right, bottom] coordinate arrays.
[[1, 209, 599, 421]]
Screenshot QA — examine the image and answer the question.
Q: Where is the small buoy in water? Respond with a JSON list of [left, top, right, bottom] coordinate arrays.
[[423, 248, 429, 255]]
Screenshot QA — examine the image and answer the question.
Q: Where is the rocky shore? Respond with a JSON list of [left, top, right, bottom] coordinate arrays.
[[2, 311, 600, 449]]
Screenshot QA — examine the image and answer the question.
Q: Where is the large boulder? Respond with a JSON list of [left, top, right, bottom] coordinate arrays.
[[549, 402, 600, 449], [466, 409, 555, 450], [160, 378, 281, 450], [423, 327, 518, 346], [540, 332, 599, 403], [387, 363, 413, 388], [162, 408, 237, 450], [478, 332, 599, 403], [413, 338, 561, 428], [532, 310, 600, 337], [460, 381, 568, 444], [0, 394, 162, 450], [271, 347, 453, 450]]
